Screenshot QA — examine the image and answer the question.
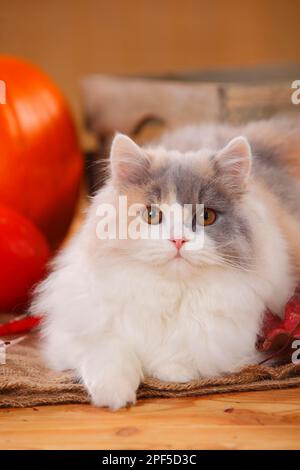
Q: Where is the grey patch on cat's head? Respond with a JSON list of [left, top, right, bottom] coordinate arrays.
[[144, 184, 162, 204]]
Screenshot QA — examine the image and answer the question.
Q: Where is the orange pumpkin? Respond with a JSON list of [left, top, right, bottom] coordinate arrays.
[[0, 56, 83, 249]]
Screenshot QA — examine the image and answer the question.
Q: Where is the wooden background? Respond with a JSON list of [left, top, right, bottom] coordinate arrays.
[[1, 0, 300, 140]]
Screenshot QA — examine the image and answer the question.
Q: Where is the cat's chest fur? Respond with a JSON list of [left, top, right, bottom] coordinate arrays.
[[96, 264, 265, 378]]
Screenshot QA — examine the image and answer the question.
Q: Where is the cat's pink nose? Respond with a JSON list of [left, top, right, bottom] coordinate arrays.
[[170, 239, 187, 250]]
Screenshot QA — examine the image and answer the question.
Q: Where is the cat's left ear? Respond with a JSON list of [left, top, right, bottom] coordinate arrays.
[[110, 133, 150, 185], [214, 136, 252, 190]]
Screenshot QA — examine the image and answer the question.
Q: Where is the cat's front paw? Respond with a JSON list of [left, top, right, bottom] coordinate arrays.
[[86, 375, 138, 410]]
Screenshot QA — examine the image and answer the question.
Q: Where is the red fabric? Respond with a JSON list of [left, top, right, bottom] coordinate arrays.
[[0, 316, 42, 336], [257, 285, 300, 363]]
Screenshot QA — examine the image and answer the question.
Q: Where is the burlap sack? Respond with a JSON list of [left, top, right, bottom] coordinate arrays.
[[1, 337, 300, 408]]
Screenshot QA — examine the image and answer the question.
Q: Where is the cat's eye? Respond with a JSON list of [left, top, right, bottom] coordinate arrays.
[[142, 205, 163, 225], [204, 208, 217, 226], [192, 207, 217, 230]]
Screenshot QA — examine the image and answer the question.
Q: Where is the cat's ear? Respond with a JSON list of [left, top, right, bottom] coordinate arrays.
[[214, 136, 252, 190], [110, 133, 150, 185]]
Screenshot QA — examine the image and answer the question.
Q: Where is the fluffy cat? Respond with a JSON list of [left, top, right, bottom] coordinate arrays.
[[32, 116, 300, 409]]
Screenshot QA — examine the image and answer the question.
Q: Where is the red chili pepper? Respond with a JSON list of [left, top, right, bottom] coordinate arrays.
[[0, 315, 42, 336]]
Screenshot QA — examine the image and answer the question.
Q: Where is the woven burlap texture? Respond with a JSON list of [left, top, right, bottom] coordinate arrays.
[[1, 340, 300, 408]]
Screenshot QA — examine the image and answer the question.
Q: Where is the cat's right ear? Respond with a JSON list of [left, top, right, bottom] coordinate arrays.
[[110, 133, 150, 185]]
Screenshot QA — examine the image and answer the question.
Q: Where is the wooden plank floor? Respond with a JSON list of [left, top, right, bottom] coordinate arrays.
[[1, 388, 300, 450]]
